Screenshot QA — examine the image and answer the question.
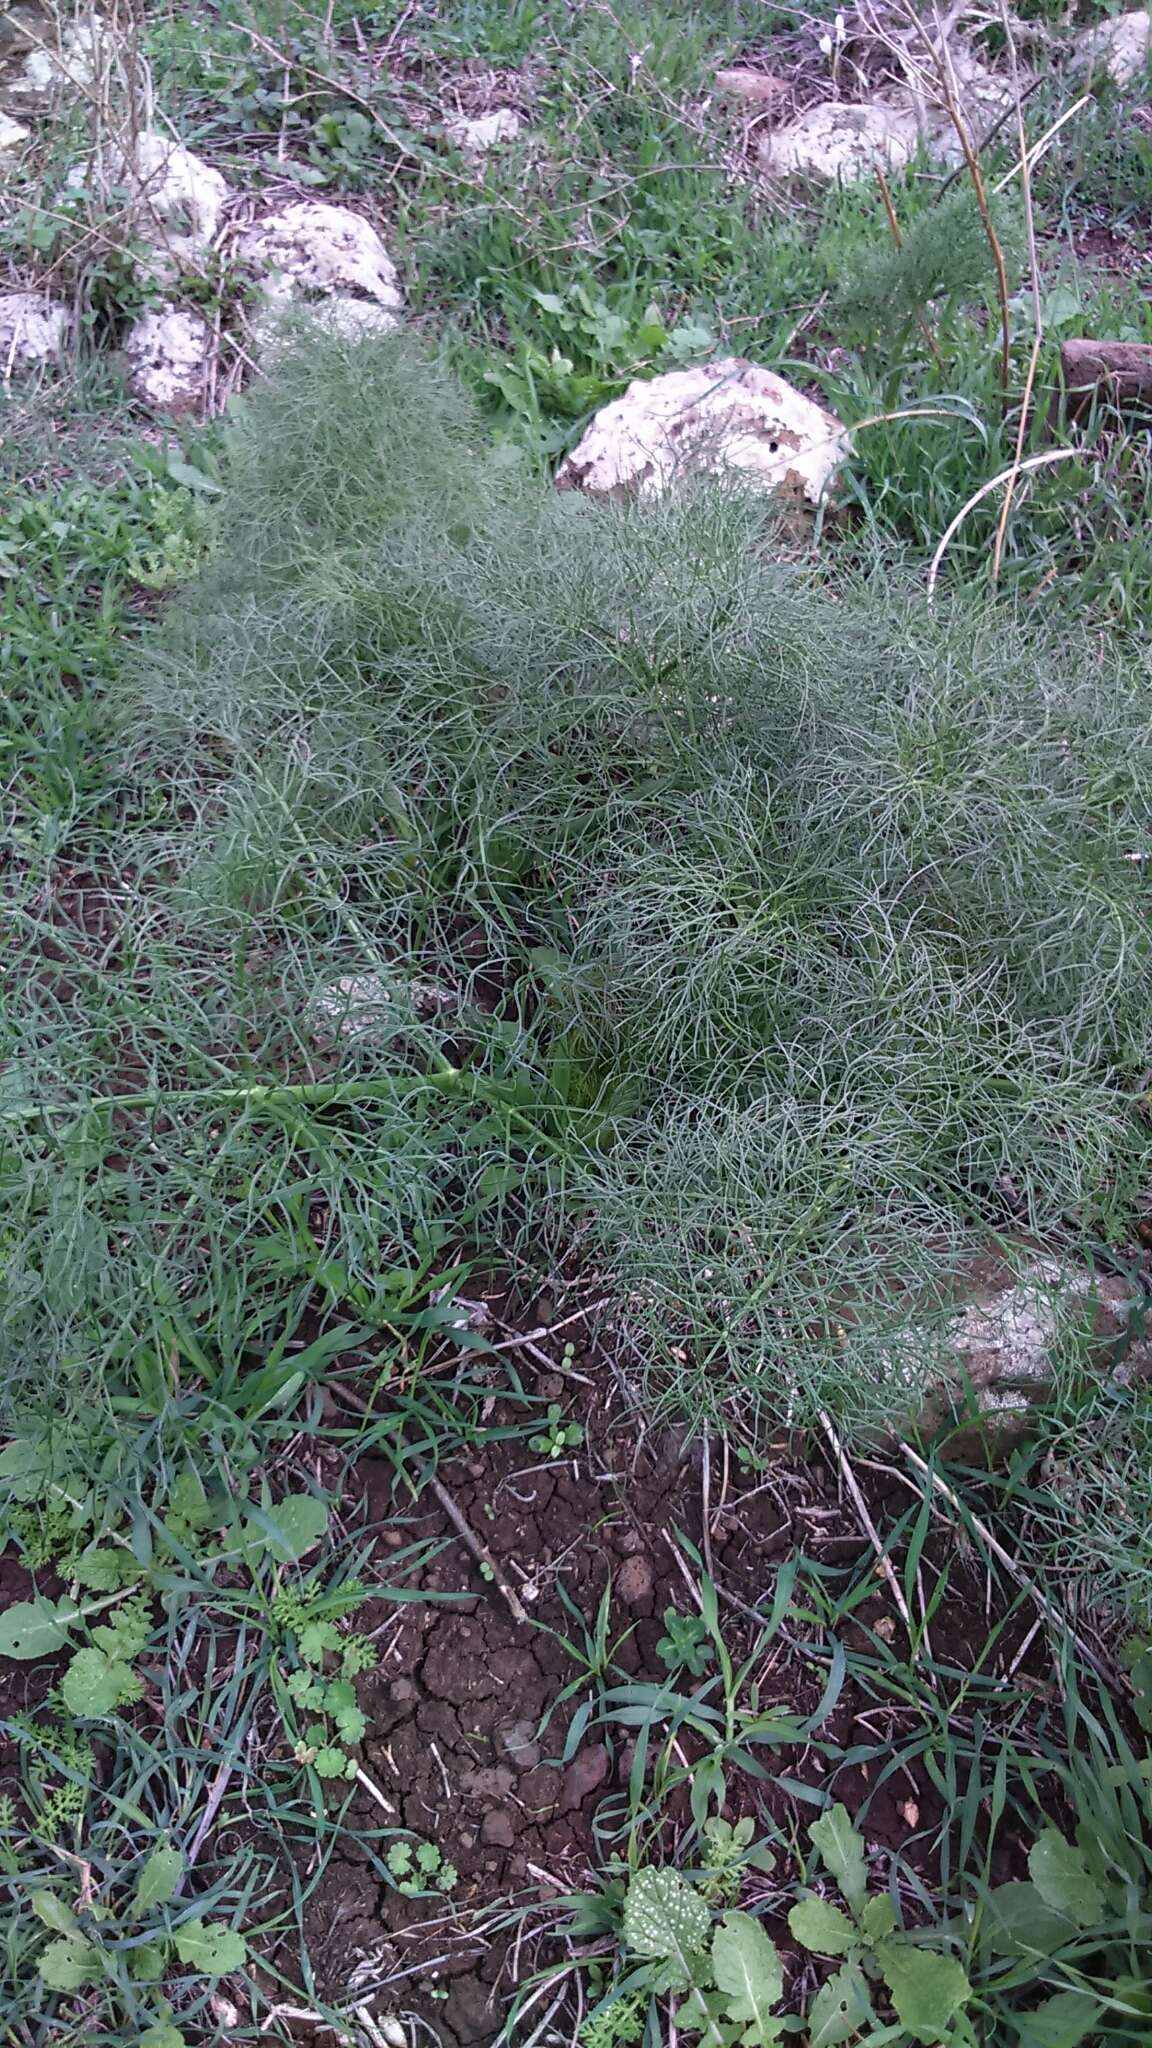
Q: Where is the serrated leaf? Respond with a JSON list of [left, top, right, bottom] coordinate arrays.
[[875, 1941, 971, 2045], [788, 1897, 858, 1956], [72, 1545, 139, 1592], [1013, 1991, 1103, 2048], [984, 1882, 1079, 1957], [623, 1867, 711, 1990], [133, 1842, 183, 1914], [809, 1804, 868, 1915], [712, 1911, 784, 2038], [805, 1962, 874, 2047], [1027, 1831, 1105, 1929], [0, 1597, 77, 1659], [60, 1647, 142, 1717], [313, 1745, 354, 1778], [172, 1918, 247, 1973], [30, 1890, 79, 1936], [38, 1934, 102, 1991], [245, 1493, 328, 1563]]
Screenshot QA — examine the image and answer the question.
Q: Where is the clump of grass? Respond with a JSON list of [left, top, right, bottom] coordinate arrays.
[[66, 331, 1144, 1441]]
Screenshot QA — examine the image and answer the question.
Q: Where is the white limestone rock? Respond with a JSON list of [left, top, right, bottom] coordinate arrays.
[[0, 291, 70, 370], [556, 357, 849, 508], [239, 201, 404, 332], [124, 305, 212, 412]]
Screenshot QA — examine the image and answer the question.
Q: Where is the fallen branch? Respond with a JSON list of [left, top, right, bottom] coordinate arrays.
[[426, 1471, 530, 1626], [818, 1411, 918, 1651]]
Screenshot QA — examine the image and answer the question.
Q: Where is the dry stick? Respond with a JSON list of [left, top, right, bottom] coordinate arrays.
[[992, 94, 1091, 197], [927, 447, 1079, 595], [425, 1471, 530, 1626], [184, 1758, 236, 1872], [935, 73, 1045, 200], [486, 1297, 611, 1355], [875, 164, 947, 376], [991, 0, 1043, 585], [817, 1411, 918, 1651], [898, 1441, 1117, 1684], [354, 1762, 397, 1817]]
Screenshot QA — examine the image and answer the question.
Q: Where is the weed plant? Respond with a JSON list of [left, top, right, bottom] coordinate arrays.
[[41, 332, 1142, 1452]]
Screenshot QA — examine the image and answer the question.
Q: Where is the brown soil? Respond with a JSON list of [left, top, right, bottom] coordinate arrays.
[[252, 1333, 1052, 2048], [0, 1302, 1062, 2048]]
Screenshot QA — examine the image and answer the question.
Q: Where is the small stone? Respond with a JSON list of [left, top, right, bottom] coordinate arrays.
[[312, 970, 453, 1043], [0, 292, 70, 371], [0, 113, 30, 156], [123, 306, 212, 413], [560, 1743, 610, 1812], [536, 1374, 563, 1401], [390, 1678, 416, 1702], [557, 358, 849, 510], [240, 200, 404, 338], [615, 1553, 654, 1609], [382, 1529, 403, 1548], [127, 133, 228, 277], [714, 67, 788, 107], [11, 13, 107, 99], [480, 1806, 517, 1848], [501, 1719, 542, 1771], [759, 100, 920, 182], [444, 107, 523, 156]]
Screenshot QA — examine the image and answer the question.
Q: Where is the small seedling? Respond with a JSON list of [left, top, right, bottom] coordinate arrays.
[[530, 1403, 584, 1459], [656, 1606, 715, 1678], [386, 1836, 459, 1897]]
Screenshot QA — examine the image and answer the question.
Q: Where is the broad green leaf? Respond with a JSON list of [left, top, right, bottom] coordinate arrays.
[[30, 1891, 79, 1936], [38, 1935, 102, 1991], [133, 1842, 183, 1914], [245, 1493, 328, 1563], [165, 456, 221, 496], [788, 1897, 857, 1956], [985, 1882, 1079, 1957], [1013, 1990, 1102, 2048], [0, 1597, 77, 1660], [860, 1894, 897, 1942], [809, 1804, 868, 1915], [1027, 1830, 1105, 1929], [677, 1987, 740, 2046], [172, 1919, 248, 1974], [805, 1962, 874, 2047], [60, 1647, 142, 1717], [128, 1939, 168, 1982], [876, 1941, 971, 2045], [0, 1433, 53, 1500], [712, 1910, 784, 2038], [140, 2027, 188, 2048], [623, 1867, 711, 1991]]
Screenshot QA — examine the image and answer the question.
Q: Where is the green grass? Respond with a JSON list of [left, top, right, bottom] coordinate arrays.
[[3, 1, 1152, 2038], [88, 331, 1148, 1441]]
